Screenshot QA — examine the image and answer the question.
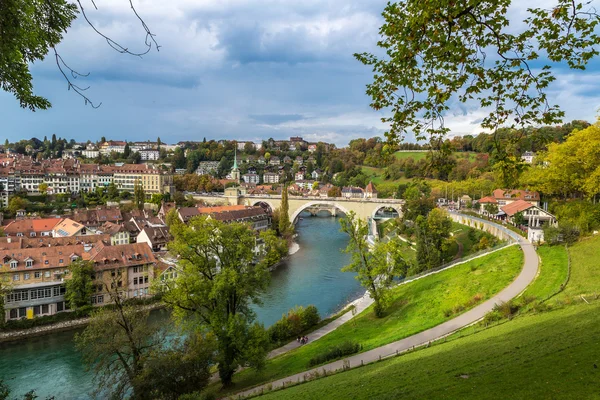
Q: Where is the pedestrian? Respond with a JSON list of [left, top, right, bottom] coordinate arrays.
[[297, 336, 300, 343]]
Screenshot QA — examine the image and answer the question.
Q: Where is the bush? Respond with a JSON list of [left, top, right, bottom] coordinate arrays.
[[493, 301, 520, 319], [267, 305, 321, 344], [308, 341, 362, 367]]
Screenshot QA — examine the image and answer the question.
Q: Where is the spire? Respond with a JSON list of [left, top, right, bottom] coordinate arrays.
[[233, 146, 238, 170]]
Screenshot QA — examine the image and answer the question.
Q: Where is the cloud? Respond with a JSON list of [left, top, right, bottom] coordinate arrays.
[[249, 114, 307, 125]]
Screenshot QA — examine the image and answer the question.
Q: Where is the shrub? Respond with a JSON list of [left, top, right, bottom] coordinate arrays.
[[308, 341, 362, 367], [267, 305, 321, 344], [493, 301, 520, 319]]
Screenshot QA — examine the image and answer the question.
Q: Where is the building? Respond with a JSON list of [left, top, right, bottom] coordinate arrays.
[[139, 149, 160, 161], [52, 218, 87, 237], [72, 207, 123, 229], [500, 200, 557, 227], [3, 218, 62, 237], [342, 187, 364, 199], [242, 173, 260, 184], [365, 182, 378, 199], [1, 244, 86, 320], [295, 171, 305, 181], [98, 222, 131, 245], [136, 225, 171, 252], [100, 141, 127, 155], [263, 172, 280, 184], [478, 196, 498, 215], [87, 241, 156, 301], [230, 150, 241, 183], [521, 151, 536, 164], [269, 156, 281, 166], [200, 206, 271, 231], [492, 189, 540, 207], [0, 157, 174, 197], [195, 161, 220, 176], [311, 169, 322, 180], [308, 144, 317, 153]]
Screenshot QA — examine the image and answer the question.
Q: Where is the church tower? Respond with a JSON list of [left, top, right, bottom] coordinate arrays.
[[231, 146, 240, 184]]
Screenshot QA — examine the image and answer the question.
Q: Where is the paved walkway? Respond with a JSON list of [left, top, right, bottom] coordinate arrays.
[[233, 218, 538, 399]]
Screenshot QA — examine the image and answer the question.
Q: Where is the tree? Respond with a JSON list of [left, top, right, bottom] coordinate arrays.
[[279, 186, 292, 238], [65, 260, 94, 310], [260, 229, 288, 268], [149, 193, 164, 207], [7, 196, 27, 215], [37, 183, 48, 195], [484, 203, 499, 215], [134, 332, 214, 400], [123, 142, 131, 158], [327, 186, 342, 198], [0, 0, 77, 110], [415, 208, 452, 271], [106, 182, 120, 201], [133, 179, 145, 211], [357, 1, 600, 178], [513, 211, 525, 227], [340, 211, 408, 317], [522, 122, 600, 199], [75, 287, 164, 399], [402, 180, 435, 221], [1, 0, 159, 110], [160, 216, 272, 386]]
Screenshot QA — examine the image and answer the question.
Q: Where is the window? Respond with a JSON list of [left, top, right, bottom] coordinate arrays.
[[13, 274, 19, 281], [35, 272, 41, 279], [56, 302, 64, 312], [30, 232, 36, 237], [144, 276, 149, 284], [59, 259, 63, 264], [44, 271, 50, 278], [44, 260, 49, 265], [9, 309, 18, 319], [10, 261, 17, 269], [133, 277, 138, 285], [42, 304, 49, 314], [24, 273, 30, 280], [26, 260, 33, 268]]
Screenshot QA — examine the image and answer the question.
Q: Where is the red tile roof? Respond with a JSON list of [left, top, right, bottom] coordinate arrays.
[[478, 196, 497, 204], [501, 200, 535, 216], [493, 189, 540, 202], [4, 218, 62, 235]]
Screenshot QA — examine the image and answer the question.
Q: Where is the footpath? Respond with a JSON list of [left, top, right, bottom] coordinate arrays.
[[233, 215, 538, 399]]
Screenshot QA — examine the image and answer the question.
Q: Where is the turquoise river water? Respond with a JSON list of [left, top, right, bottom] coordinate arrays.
[[0, 213, 362, 399]]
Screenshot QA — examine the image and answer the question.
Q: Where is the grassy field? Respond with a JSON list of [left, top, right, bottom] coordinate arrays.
[[557, 234, 600, 301], [254, 234, 600, 400], [361, 166, 410, 185], [213, 246, 523, 395], [522, 245, 569, 301], [259, 301, 600, 400], [393, 151, 429, 161]]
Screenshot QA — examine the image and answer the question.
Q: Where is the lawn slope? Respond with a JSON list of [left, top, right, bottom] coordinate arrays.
[[217, 246, 523, 395], [260, 301, 600, 400]]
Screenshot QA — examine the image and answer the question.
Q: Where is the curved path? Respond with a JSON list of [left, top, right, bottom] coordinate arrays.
[[234, 216, 539, 399]]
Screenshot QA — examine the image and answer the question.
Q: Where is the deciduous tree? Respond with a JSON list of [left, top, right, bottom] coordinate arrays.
[[64, 259, 94, 310], [340, 211, 408, 317], [357, 0, 600, 180], [160, 216, 272, 386]]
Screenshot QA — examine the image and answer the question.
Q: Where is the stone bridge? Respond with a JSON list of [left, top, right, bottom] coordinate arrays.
[[188, 192, 404, 223]]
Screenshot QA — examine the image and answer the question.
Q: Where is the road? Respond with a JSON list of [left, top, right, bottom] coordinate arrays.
[[233, 218, 539, 399]]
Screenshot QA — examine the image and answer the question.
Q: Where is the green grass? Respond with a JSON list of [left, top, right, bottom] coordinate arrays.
[[393, 151, 429, 161], [361, 166, 410, 185], [259, 301, 600, 400], [557, 234, 600, 301], [522, 245, 569, 301], [215, 246, 523, 395]]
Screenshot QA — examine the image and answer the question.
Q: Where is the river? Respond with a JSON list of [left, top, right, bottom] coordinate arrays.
[[0, 212, 362, 399]]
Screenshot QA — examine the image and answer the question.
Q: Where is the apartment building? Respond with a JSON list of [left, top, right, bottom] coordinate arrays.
[[0, 157, 174, 197], [1, 238, 156, 321]]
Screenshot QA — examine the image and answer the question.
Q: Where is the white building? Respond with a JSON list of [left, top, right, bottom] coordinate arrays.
[[139, 149, 160, 161], [100, 141, 127, 155], [263, 172, 280, 184], [521, 151, 536, 164], [242, 173, 260, 184]]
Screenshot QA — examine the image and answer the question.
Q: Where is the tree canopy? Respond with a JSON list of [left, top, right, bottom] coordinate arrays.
[[357, 0, 600, 161], [161, 215, 272, 386]]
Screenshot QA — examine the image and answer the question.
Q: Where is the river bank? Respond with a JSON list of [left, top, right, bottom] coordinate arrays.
[[0, 303, 165, 344]]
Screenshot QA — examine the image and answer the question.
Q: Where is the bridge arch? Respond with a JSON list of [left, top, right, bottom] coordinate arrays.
[[371, 204, 402, 220], [252, 200, 275, 215], [290, 201, 351, 223]]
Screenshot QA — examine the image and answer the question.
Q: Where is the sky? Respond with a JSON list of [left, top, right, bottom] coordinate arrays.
[[1, 0, 600, 147]]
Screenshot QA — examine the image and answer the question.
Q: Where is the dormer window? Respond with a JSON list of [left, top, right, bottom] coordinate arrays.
[[25, 259, 33, 268], [10, 260, 17, 269]]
